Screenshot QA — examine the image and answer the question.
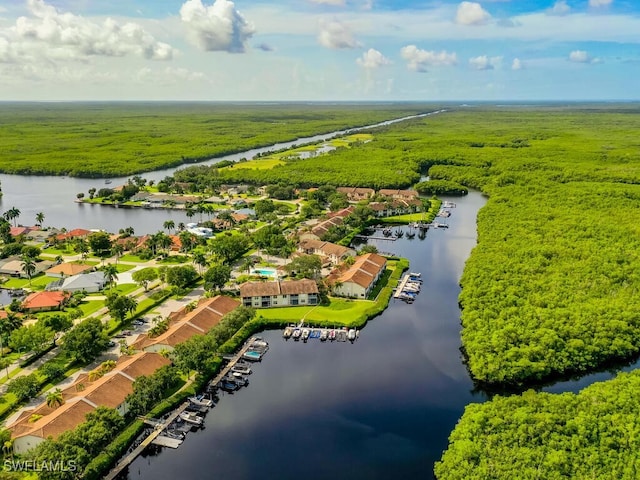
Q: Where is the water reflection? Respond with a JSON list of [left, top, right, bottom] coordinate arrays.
[[123, 192, 488, 480]]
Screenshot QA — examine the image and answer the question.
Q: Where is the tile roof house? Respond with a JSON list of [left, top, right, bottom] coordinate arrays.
[[240, 279, 319, 308], [297, 239, 355, 265], [55, 228, 92, 242], [8, 352, 170, 454], [328, 253, 387, 299], [131, 296, 240, 353], [377, 189, 419, 200], [45, 262, 94, 278], [368, 198, 423, 217], [336, 187, 375, 202], [22, 291, 69, 312]]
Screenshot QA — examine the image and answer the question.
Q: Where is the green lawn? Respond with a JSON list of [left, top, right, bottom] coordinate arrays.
[[118, 254, 147, 263], [113, 284, 138, 296], [258, 298, 376, 327], [113, 263, 135, 273], [2, 274, 55, 290], [77, 299, 105, 317]]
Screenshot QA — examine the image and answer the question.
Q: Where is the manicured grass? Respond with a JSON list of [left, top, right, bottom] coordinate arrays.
[[2, 274, 55, 290], [158, 255, 190, 264], [258, 298, 375, 326], [118, 254, 147, 263], [113, 283, 138, 296], [113, 263, 135, 273], [77, 299, 105, 317]]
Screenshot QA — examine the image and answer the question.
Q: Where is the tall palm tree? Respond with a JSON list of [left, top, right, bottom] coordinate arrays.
[[45, 388, 64, 408], [35, 212, 45, 227], [2, 207, 20, 227], [102, 264, 119, 290], [177, 222, 185, 232], [20, 255, 36, 285], [185, 207, 195, 222], [192, 251, 208, 274], [163, 220, 175, 234], [111, 243, 124, 264]]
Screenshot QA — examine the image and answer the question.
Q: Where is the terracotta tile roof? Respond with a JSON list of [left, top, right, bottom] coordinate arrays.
[[327, 206, 356, 219], [46, 262, 93, 276], [311, 216, 344, 237], [10, 226, 31, 236], [116, 352, 171, 379], [298, 239, 350, 258], [81, 373, 134, 409], [66, 228, 92, 237], [240, 279, 318, 297], [335, 253, 387, 289], [22, 291, 68, 310], [11, 399, 95, 441], [377, 189, 419, 199]]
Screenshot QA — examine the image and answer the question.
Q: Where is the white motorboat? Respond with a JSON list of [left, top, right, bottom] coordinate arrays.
[[179, 411, 203, 425]]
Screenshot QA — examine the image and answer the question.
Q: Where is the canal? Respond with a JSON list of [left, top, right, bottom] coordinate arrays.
[[120, 191, 489, 480], [0, 111, 439, 236]]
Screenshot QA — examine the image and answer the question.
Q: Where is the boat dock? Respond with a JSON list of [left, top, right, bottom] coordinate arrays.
[[105, 337, 261, 480], [104, 402, 190, 480], [394, 274, 412, 298], [394, 272, 423, 302], [354, 235, 397, 241]]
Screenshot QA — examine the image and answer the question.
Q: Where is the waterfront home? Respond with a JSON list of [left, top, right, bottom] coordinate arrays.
[[55, 228, 92, 242], [45, 262, 94, 278], [328, 253, 387, 299], [131, 295, 240, 352], [0, 258, 53, 278], [368, 198, 423, 217], [337, 187, 375, 202], [377, 189, 419, 200], [45, 271, 107, 294], [9, 226, 34, 238], [297, 239, 355, 266], [21, 291, 69, 312], [326, 205, 356, 219], [240, 279, 319, 308], [8, 352, 170, 454]]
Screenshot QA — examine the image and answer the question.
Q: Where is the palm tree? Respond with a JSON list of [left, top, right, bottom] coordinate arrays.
[[163, 220, 175, 234], [45, 388, 64, 408], [99, 359, 117, 374], [2, 207, 20, 227], [177, 222, 185, 232], [35, 212, 45, 227], [192, 251, 208, 274], [88, 369, 104, 382], [75, 382, 86, 392], [240, 257, 255, 275], [3, 438, 14, 459], [185, 207, 195, 221], [102, 264, 119, 290], [111, 243, 124, 265], [75, 238, 89, 263], [20, 255, 36, 285]]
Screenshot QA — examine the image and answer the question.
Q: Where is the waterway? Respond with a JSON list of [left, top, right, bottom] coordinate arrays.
[[120, 192, 488, 480], [0, 111, 441, 236]]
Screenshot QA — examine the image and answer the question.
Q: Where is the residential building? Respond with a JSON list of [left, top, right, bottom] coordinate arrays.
[[368, 198, 423, 217], [131, 295, 240, 352], [240, 279, 319, 308], [21, 291, 69, 312], [45, 262, 94, 278], [377, 189, 419, 200], [9, 352, 170, 454], [336, 187, 375, 202], [0, 259, 53, 278], [297, 239, 355, 265], [46, 271, 107, 293], [329, 253, 387, 299]]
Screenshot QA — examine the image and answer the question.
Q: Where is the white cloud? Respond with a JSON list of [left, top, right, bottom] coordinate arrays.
[[356, 48, 391, 69], [400, 45, 457, 72], [589, 0, 613, 7], [455, 2, 491, 26], [511, 58, 522, 70], [569, 50, 590, 62], [6, 0, 175, 62], [547, 1, 571, 15], [180, 0, 255, 53], [469, 55, 502, 70], [318, 19, 361, 49]]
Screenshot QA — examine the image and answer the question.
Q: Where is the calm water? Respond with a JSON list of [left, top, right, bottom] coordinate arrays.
[[0, 111, 438, 235], [121, 192, 489, 480]]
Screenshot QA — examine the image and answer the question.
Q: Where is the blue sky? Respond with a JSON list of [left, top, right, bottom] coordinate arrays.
[[0, 0, 638, 101]]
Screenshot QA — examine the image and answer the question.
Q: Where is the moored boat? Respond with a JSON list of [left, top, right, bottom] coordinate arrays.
[[188, 395, 214, 408], [231, 364, 251, 375], [347, 329, 357, 341], [179, 411, 203, 425], [242, 350, 263, 361], [301, 328, 310, 341]]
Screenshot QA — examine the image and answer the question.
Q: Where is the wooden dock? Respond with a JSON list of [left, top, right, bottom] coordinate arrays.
[[394, 274, 411, 298], [104, 402, 190, 480], [104, 337, 257, 480], [354, 235, 397, 241]]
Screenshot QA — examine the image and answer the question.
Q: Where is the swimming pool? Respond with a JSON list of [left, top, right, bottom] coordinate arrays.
[[250, 268, 278, 278]]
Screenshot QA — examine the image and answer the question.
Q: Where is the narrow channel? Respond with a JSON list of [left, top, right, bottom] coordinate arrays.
[[0, 111, 442, 235]]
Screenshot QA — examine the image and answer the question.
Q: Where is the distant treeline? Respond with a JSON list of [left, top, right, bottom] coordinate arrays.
[[0, 103, 434, 177]]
